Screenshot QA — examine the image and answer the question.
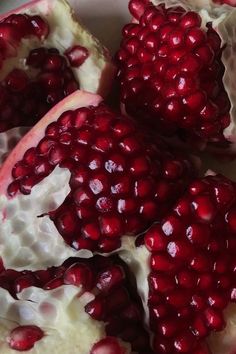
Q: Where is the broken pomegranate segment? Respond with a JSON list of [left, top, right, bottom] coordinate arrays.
[[142, 174, 236, 354], [0, 90, 195, 270], [0, 255, 151, 353], [117, 0, 236, 149], [0, 0, 115, 134]]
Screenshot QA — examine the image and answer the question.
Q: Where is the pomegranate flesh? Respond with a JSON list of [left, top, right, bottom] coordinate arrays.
[[0, 0, 115, 134], [0, 90, 195, 270], [0, 255, 151, 353], [117, 0, 236, 151]]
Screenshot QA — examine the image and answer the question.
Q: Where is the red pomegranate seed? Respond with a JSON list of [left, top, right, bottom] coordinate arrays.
[[5, 69, 28, 92], [90, 337, 126, 354], [7, 325, 44, 351], [14, 273, 36, 294], [96, 265, 124, 292], [63, 263, 94, 290], [85, 297, 106, 320], [30, 16, 49, 38], [65, 45, 89, 67]]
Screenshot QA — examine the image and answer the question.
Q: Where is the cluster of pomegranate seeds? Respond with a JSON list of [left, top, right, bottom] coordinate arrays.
[[117, 1, 231, 142], [0, 256, 152, 353], [144, 175, 236, 354], [0, 13, 91, 132], [7, 103, 194, 252], [8, 325, 44, 351], [0, 47, 80, 132]]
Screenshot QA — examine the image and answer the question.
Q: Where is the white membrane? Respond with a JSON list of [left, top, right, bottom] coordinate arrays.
[[0, 167, 93, 270], [0, 285, 107, 354], [0, 127, 29, 166]]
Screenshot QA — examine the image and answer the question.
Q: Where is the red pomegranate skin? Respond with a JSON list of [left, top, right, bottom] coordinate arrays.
[[145, 174, 236, 354], [117, 1, 231, 145]]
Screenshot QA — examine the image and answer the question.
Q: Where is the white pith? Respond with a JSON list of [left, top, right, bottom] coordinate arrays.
[[0, 0, 115, 97], [0, 167, 94, 270], [0, 127, 29, 166], [0, 284, 131, 354]]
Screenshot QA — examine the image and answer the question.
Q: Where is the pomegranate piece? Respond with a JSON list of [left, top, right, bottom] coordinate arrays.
[[144, 174, 236, 354], [7, 325, 44, 351], [0, 90, 195, 269], [117, 0, 236, 149], [0, 0, 115, 135], [0, 256, 151, 353]]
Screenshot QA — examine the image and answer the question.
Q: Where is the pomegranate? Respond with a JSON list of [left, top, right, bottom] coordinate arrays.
[[124, 174, 236, 354], [0, 89, 195, 270], [0, 0, 115, 163], [117, 0, 236, 151], [0, 255, 151, 353]]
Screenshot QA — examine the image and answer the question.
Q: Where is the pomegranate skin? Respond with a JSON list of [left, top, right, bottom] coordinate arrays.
[[7, 325, 44, 351], [145, 174, 236, 354], [117, 0, 236, 149]]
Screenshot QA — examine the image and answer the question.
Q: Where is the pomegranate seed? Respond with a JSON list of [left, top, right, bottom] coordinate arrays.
[[63, 263, 94, 290], [96, 265, 124, 292], [90, 337, 125, 354], [30, 16, 49, 38], [8, 325, 44, 351], [65, 45, 89, 67]]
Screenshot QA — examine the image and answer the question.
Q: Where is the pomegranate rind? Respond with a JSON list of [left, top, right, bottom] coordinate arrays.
[[0, 0, 116, 98], [0, 90, 102, 195]]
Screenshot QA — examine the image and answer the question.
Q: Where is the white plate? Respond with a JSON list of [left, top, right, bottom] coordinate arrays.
[[0, 0, 130, 54]]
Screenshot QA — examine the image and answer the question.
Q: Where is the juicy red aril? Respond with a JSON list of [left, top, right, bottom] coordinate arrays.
[[145, 174, 236, 354], [65, 45, 89, 67], [0, 14, 80, 132], [8, 103, 194, 252], [8, 325, 44, 351], [96, 265, 125, 292], [117, 2, 231, 142], [63, 262, 94, 290], [30, 16, 49, 38], [90, 337, 126, 354]]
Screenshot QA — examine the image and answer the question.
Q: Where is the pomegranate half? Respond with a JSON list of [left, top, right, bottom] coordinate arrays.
[[0, 89, 195, 270], [117, 0, 236, 151]]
